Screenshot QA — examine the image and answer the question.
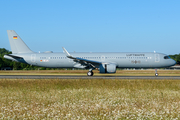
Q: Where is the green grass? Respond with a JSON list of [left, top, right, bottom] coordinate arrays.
[[0, 79, 180, 119]]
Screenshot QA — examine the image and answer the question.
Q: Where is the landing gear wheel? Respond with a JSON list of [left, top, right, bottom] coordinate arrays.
[[155, 69, 158, 77], [155, 73, 159, 77], [87, 71, 94, 76]]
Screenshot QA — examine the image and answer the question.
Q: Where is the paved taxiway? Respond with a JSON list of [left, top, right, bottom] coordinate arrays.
[[0, 75, 180, 79]]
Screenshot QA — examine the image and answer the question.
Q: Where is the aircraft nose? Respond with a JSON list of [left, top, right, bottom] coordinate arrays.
[[171, 59, 176, 66]]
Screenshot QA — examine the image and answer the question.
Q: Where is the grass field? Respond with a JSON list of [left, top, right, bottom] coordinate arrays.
[[0, 69, 180, 76], [0, 78, 180, 119]]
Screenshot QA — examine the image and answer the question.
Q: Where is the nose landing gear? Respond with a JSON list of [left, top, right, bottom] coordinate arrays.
[[155, 69, 159, 77]]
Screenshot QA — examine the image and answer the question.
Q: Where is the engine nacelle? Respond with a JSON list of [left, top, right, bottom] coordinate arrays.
[[99, 64, 116, 73]]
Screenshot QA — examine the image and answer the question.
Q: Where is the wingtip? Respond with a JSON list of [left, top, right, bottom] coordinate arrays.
[[62, 47, 71, 56]]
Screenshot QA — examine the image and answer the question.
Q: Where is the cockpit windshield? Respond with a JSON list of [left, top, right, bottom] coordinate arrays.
[[164, 56, 170, 59]]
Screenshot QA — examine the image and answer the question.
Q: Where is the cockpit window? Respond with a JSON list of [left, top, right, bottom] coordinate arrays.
[[164, 56, 170, 59]]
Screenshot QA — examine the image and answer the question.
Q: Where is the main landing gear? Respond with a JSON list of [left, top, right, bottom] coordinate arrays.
[[87, 71, 94, 76], [155, 69, 159, 77]]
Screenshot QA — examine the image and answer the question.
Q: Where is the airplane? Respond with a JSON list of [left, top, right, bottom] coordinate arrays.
[[4, 30, 176, 76]]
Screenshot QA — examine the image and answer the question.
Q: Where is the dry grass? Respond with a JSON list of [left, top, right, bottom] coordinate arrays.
[[0, 69, 180, 76], [0, 79, 180, 119]]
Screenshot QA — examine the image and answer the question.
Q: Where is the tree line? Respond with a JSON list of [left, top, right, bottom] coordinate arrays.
[[0, 48, 179, 70]]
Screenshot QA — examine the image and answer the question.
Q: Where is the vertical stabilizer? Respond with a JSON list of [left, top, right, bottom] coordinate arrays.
[[7, 30, 34, 54]]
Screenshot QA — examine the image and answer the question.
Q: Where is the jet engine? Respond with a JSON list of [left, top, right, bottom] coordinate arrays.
[[99, 64, 116, 73]]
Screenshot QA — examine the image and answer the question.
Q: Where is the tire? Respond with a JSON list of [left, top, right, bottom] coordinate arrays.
[[87, 71, 93, 76], [155, 73, 159, 77], [91, 71, 94, 76]]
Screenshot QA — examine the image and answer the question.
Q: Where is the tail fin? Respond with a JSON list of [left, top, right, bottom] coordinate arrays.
[[7, 30, 34, 54]]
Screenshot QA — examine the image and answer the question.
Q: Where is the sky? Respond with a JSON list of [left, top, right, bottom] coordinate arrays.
[[0, 0, 180, 55]]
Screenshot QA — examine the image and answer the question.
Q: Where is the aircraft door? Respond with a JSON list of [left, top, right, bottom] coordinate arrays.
[[155, 54, 159, 62], [31, 54, 36, 62]]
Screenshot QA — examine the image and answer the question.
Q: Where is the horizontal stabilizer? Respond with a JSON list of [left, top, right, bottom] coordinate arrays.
[[4, 54, 22, 59]]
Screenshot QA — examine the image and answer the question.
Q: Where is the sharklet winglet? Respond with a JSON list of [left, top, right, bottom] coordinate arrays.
[[62, 47, 71, 57]]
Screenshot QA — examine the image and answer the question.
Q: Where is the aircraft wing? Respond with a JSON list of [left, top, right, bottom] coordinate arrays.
[[62, 47, 107, 68]]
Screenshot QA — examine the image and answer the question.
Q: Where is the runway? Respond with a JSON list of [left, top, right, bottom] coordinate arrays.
[[0, 75, 180, 79]]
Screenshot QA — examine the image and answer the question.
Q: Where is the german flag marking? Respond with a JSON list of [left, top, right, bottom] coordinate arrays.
[[13, 36, 17, 39]]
